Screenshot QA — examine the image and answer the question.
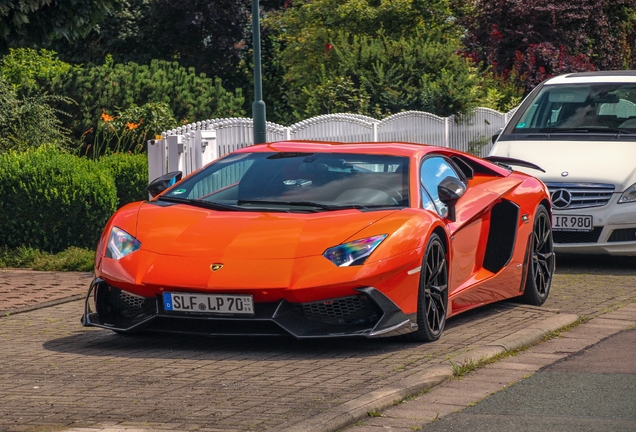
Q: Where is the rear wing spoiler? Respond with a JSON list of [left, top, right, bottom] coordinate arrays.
[[483, 156, 546, 173]]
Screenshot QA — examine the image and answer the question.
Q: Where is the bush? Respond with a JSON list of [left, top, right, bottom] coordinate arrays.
[[48, 57, 245, 151], [295, 31, 483, 118], [0, 246, 94, 271], [0, 146, 117, 253], [87, 102, 178, 157], [97, 152, 149, 207], [0, 76, 73, 152]]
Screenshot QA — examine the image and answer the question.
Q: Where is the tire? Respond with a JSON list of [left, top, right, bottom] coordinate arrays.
[[406, 233, 448, 342], [522, 205, 555, 306]]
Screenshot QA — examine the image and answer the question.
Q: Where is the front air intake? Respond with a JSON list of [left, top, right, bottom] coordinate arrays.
[[296, 295, 381, 326]]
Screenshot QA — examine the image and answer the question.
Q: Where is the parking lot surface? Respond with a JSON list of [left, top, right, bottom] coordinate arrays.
[[1, 254, 635, 431]]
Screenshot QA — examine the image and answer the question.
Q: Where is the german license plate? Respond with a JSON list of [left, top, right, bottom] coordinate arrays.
[[551, 214, 593, 232], [163, 292, 254, 315]]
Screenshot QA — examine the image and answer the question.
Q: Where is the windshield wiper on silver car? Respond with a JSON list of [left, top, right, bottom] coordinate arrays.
[[539, 127, 636, 134], [157, 196, 241, 211]]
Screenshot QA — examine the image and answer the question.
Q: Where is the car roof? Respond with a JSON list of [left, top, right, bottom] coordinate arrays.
[[544, 70, 636, 85], [238, 140, 448, 158]]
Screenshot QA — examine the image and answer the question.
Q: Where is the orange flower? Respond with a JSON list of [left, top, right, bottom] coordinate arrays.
[[126, 121, 141, 130], [101, 109, 115, 122]]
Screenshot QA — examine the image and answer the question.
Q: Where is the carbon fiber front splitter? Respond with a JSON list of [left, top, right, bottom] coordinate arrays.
[[82, 278, 418, 339]]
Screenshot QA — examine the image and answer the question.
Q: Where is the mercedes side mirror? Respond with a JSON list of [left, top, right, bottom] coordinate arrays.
[[491, 128, 503, 144]]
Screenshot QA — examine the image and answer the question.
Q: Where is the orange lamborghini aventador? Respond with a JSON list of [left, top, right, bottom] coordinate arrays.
[[82, 141, 555, 342]]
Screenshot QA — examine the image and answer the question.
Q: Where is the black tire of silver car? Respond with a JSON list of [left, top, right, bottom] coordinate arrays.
[[522, 205, 555, 306], [408, 233, 448, 342]]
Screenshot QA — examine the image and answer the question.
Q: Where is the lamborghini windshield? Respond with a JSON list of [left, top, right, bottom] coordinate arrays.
[[159, 152, 410, 211], [513, 83, 636, 133]]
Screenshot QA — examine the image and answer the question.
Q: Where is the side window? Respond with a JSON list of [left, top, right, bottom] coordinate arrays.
[[187, 158, 254, 199], [420, 156, 463, 217], [420, 187, 436, 213]]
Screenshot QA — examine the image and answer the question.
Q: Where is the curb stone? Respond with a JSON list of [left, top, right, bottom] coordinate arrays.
[[0, 294, 85, 317], [280, 313, 580, 432]]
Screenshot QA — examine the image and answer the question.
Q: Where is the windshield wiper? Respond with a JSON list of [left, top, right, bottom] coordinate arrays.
[[539, 127, 636, 134], [237, 199, 356, 211], [157, 196, 241, 211], [236, 199, 404, 212]]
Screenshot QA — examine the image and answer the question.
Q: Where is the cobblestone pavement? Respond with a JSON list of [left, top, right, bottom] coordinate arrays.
[[0, 269, 92, 315], [0, 254, 635, 432]]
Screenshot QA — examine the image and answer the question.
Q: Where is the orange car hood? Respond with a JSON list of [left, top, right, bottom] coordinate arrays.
[[135, 203, 399, 260]]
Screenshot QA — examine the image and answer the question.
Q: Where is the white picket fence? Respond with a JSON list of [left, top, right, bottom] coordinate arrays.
[[147, 108, 516, 182]]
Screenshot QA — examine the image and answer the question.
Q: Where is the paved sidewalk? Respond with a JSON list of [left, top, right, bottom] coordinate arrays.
[[346, 302, 636, 431], [0, 254, 635, 431]]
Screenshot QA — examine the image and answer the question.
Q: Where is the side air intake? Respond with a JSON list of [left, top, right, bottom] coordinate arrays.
[[483, 200, 519, 273]]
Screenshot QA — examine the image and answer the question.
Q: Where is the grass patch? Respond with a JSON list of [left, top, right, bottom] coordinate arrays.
[[450, 358, 482, 378], [540, 316, 590, 342], [0, 246, 94, 271], [367, 410, 383, 417], [449, 317, 590, 379], [393, 388, 431, 406]]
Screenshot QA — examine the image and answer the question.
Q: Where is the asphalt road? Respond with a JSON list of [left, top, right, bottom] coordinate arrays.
[[418, 328, 636, 432]]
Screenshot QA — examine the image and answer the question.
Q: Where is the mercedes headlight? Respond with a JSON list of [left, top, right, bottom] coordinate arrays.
[[106, 227, 141, 259], [323, 235, 387, 267], [619, 183, 636, 204]]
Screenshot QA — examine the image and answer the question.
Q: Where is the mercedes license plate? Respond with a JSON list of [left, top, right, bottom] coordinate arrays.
[[551, 214, 593, 232], [163, 292, 254, 315]]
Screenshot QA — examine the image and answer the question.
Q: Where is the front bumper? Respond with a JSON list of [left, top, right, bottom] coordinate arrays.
[[81, 278, 418, 338], [552, 199, 636, 256]]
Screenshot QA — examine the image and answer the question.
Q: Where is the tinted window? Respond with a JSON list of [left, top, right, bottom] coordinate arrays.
[[512, 83, 636, 131], [164, 152, 411, 209]]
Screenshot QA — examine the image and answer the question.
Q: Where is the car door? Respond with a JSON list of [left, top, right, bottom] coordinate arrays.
[[420, 156, 500, 302]]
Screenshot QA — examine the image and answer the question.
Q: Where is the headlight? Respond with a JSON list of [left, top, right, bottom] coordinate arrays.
[[619, 183, 636, 203], [106, 227, 141, 259], [323, 235, 387, 267]]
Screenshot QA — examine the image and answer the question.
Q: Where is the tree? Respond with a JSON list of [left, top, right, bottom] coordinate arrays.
[[462, 0, 636, 92], [47, 0, 288, 91], [263, 0, 483, 119], [0, 0, 114, 53]]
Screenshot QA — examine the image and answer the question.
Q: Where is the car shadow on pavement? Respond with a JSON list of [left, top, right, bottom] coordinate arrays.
[[41, 302, 517, 360], [556, 254, 636, 276]]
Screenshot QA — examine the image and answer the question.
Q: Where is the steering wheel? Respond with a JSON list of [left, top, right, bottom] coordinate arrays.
[[364, 183, 404, 205]]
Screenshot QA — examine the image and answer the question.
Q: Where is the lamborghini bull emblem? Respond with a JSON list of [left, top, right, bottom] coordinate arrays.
[[210, 263, 224, 272]]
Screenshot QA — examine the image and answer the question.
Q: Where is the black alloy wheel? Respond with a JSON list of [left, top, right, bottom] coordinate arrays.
[[408, 233, 448, 342], [523, 205, 555, 306]]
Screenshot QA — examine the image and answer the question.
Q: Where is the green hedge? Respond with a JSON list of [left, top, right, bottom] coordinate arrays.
[[97, 152, 148, 208], [0, 146, 118, 253]]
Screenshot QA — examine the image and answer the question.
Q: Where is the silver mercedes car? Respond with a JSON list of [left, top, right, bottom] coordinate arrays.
[[491, 71, 636, 256]]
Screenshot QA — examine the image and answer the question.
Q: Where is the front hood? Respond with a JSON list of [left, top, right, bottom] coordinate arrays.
[[134, 203, 399, 260], [491, 139, 636, 191]]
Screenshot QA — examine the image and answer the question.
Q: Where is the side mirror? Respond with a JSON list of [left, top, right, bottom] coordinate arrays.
[[491, 128, 503, 144], [437, 176, 466, 222], [146, 171, 182, 198]]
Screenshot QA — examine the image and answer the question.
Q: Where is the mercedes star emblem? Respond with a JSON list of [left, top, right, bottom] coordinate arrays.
[[551, 189, 573, 209]]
